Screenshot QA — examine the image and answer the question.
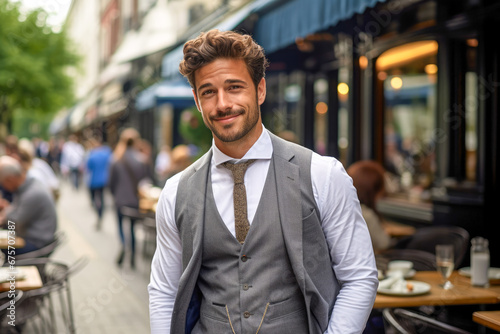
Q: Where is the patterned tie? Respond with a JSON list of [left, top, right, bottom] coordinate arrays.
[[221, 159, 256, 244]]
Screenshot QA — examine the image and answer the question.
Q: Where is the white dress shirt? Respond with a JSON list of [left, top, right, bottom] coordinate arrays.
[[149, 128, 379, 334]]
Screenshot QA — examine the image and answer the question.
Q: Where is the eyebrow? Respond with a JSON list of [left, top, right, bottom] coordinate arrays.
[[197, 79, 248, 93]]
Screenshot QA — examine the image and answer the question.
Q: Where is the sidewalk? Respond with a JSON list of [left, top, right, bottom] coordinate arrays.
[[51, 179, 151, 333]]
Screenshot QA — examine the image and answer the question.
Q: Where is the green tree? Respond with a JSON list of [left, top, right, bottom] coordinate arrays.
[[0, 0, 79, 138], [179, 107, 212, 156]]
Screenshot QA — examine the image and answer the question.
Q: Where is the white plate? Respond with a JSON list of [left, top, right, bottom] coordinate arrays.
[[0, 267, 27, 283], [458, 267, 500, 280], [377, 280, 431, 296]]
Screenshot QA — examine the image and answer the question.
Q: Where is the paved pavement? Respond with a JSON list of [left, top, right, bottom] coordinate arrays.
[[50, 179, 152, 333]]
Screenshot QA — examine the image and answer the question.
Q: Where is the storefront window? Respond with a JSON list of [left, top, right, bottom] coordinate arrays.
[[376, 41, 438, 200], [262, 72, 304, 143], [314, 77, 328, 155], [465, 39, 478, 182]]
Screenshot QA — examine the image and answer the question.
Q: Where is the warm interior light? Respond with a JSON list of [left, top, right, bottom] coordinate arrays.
[[378, 71, 387, 81], [359, 56, 368, 70], [467, 39, 478, 47], [376, 41, 438, 70], [390, 76, 403, 90], [337, 83, 349, 95], [425, 64, 438, 75], [316, 102, 328, 114]]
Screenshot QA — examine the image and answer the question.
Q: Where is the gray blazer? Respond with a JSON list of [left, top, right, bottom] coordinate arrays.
[[171, 131, 338, 334]]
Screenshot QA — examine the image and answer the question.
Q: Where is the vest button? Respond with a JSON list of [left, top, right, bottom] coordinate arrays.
[[243, 284, 249, 290], [241, 255, 248, 262], [243, 311, 251, 318]]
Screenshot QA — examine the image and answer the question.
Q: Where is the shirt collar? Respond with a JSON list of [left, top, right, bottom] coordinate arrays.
[[212, 125, 273, 166]]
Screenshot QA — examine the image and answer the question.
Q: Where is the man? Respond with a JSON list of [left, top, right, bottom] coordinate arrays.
[[60, 134, 85, 190], [149, 29, 378, 334], [0, 156, 57, 254], [86, 137, 112, 230]]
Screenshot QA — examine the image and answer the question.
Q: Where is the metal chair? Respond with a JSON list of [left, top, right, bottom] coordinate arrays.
[[15, 230, 67, 260], [383, 308, 474, 334], [140, 216, 157, 258], [394, 226, 470, 268], [0, 290, 24, 330], [376, 249, 437, 273], [8, 256, 89, 333]]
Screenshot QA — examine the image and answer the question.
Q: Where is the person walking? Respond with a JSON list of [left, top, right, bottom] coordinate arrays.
[[60, 134, 85, 190], [109, 128, 150, 269], [86, 137, 112, 230], [148, 29, 378, 334]]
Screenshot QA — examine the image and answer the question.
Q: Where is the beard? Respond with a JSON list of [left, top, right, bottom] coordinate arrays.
[[204, 104, 260, 143]]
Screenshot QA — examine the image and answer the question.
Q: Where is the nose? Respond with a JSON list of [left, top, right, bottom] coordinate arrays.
[[216, 90, 232, 112]]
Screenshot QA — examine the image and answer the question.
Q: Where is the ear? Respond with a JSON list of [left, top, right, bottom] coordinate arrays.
[[192, 89, 201, 112], [257, 77, 266, 106]]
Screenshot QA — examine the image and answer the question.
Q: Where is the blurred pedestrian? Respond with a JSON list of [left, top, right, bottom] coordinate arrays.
[[0, 156, 57, 255], [137, 138, 155, 180], [60, 134, 85, 190], [149, 29, 378, 334], [17, 138, 60, 202], [86, 137, 112, 230], [47, 136, 63, 175], [347, 160, 395, 252], [154, 144, 172, 186], [109, 128, 150, 268]]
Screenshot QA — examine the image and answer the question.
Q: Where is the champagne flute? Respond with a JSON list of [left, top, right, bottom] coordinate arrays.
[[436, 244, 454, 290]]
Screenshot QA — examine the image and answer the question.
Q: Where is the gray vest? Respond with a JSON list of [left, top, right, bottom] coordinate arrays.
[[172, 131, 339, 334], [192, 158, 308, 334]]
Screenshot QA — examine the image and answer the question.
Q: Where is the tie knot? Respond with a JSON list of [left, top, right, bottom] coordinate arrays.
[[222, 159, 256, 184]]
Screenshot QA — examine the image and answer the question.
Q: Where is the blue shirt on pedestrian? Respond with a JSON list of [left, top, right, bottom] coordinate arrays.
[[86, 145, 112, 189]]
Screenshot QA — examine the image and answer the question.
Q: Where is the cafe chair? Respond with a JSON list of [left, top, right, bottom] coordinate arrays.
[[15, 230, 67, 260], [10, 256, 89, 334], [394, 226, 470, 268], [383, 308, 473, 334], [0, 290, 24, 330], [376, 249, 437, 272], [141, 216, 157, 259]]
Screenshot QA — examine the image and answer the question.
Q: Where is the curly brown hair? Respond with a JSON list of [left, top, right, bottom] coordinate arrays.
[[179, 29, 269, 91]]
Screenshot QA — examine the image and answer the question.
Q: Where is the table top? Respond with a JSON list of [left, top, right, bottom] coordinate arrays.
[[139, 198, 157, 214], [0, 265, 43, 292], [473, 310, 500, 332], [382, 221, 416, 237], [374, 271, 500, 309], [0, 231, 25, 249]]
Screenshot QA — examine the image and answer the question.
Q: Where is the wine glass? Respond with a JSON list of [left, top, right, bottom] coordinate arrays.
[[436, 244, 454, 290]]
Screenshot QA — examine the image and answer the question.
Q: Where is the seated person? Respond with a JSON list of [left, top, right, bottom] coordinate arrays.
[[0, 156, 57, 255], [347, 160, 395, 252]]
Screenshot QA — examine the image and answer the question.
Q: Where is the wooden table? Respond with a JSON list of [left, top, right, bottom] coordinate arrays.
[[382, 220, 416, 237], [0, 235, 25, 249], [139, 198, 157, 213], [473, 310, 500, 332], [374, 271, 500, 309], [0, 265, 43, 292]]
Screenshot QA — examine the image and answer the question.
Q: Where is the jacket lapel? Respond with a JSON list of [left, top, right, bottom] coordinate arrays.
[[270, 133, 306, 290]]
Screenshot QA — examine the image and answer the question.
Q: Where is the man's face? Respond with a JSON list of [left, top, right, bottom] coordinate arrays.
[[193, 58, 266, 146]]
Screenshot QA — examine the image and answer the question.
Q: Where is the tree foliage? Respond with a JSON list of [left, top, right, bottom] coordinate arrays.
[[0, 0, 80, 137], [179, 107, 212, 156]]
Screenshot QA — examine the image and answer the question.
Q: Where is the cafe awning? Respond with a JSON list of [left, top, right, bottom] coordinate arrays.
[[49, 108, 73, 135], [161, 0, 280, 79], [254, 0, 387, 53], [135, 77, 194, 111]]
